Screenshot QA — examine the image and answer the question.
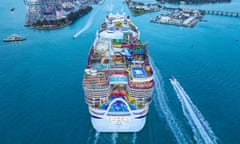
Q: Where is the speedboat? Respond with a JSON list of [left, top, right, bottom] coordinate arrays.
[[169, 76, 176, 81], [10, 8, 15, 12], [3, 34, 26, 42]]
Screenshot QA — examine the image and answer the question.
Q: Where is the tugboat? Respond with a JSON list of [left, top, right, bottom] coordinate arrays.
[[3, 34, 26, 42]]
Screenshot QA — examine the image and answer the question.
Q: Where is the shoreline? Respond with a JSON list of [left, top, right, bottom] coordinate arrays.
[[29, 21, 72, 30]]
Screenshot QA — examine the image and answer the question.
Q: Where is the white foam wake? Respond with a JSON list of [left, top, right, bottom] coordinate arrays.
[[87, 129, 100, 144], [93, 132, 100, 144], [107, 3, 114, 12], [73, 11, 96, 39], [150, 57, 191, 144], [170, 78, 218, 144], [131, 133, 137, 144], [111, 133, 118, 144]]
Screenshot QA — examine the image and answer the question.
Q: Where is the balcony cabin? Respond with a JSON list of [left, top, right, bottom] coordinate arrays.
[[83, 70, 108, 88]]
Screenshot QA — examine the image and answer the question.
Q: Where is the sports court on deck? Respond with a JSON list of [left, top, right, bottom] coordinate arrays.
[[132, 67, 146, 78]]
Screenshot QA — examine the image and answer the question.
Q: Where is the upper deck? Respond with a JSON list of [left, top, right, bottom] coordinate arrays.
[[83, 13, 154, 90]]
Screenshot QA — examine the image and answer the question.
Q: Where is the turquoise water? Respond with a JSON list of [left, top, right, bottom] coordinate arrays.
[[0, 0, 240, 144]]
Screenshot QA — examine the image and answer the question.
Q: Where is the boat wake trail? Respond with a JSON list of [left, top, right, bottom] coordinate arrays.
[[112, 133, 118, 144], [73, 11, 96, 39], [170, 78, 218, 144], [93, 132, 100, 144], [150, 57, 191, 144], [131, 133, 137, 144], [106, 3, 114, 12], [87, 129, 100, 144]]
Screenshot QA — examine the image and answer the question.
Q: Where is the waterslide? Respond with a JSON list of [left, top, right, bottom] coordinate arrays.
[[170, 77, 218, 144]]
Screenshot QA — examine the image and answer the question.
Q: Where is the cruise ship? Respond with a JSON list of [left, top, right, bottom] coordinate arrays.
[[83, 13, 154, 132]]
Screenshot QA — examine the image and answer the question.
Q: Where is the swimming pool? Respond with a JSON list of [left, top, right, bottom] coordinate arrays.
[[109, 75, 128, 84]]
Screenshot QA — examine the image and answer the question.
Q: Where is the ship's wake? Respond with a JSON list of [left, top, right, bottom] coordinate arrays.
[[87, 130, 119, 144], [106, 3, 114, 12], [87, 129, 100, 144], [73, 11, 96, 39], [112, 133, 118, 144], [170, 78, 218, 144], [150, 57, 191, 144], [93, 132, 100, 144], [131, 133, 137, 144]]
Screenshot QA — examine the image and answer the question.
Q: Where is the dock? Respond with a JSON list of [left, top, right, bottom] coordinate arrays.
[[151, 9, 205, 28]]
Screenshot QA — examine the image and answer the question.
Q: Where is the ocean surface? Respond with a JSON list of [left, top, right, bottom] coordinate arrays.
[[0, 0, 240, 144]]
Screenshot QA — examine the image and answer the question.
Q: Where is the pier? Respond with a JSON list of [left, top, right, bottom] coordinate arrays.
[[161, 8, 240, 18], [162, 7, 240, 18]]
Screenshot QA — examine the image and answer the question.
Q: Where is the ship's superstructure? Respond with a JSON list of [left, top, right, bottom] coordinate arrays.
[[83, 13, 154, 132]]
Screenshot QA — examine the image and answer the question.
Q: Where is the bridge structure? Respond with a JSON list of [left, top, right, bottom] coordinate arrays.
[[203, 9, 240, 17], [162, 6, 240, 18]]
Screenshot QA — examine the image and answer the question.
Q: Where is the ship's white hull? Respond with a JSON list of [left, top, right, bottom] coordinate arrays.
[[91, 116, 146, 132]]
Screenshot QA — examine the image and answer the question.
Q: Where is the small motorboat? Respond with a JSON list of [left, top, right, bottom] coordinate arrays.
[[10, 7, 15, 12], [3, 34, 26, 42], [169, 76, 176, 81]]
